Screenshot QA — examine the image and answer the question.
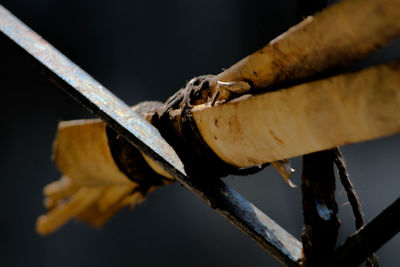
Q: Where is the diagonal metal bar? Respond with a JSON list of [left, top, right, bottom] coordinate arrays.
[[0, 5, 302, 266]]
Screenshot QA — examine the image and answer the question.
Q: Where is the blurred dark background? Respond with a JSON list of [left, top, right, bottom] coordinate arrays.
[[1, 0, 399, 266]]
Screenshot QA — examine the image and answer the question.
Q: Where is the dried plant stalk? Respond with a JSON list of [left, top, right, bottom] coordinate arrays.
[[193, 61, 400, 167], [209, 0, 400, 97]]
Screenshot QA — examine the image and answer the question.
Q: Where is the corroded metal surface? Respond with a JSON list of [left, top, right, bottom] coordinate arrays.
[[0, 5, 302, 265], [0, 5, 185, 177]]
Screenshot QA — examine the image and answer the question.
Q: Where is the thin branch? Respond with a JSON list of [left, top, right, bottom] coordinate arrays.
[[333, 147, 379, 266], [333, 148, 364, 228], [327, 197, 400, 266]]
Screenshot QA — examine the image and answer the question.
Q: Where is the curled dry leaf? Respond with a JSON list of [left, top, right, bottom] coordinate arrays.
[[37, 119, 151, 235]]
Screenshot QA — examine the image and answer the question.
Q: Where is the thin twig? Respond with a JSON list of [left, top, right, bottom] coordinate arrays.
[[326, 197, 400, 266], [333, 147, 379, 266], [333, 148, 364, 228]]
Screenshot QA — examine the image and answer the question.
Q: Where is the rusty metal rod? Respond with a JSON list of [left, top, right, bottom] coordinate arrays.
[[0, 5, 302, 266]]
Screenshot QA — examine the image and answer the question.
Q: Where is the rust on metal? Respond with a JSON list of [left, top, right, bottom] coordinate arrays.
[[0, 5, 302, 265]]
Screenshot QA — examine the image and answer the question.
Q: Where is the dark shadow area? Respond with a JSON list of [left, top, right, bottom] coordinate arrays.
[[1, 0, 399, 266]]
